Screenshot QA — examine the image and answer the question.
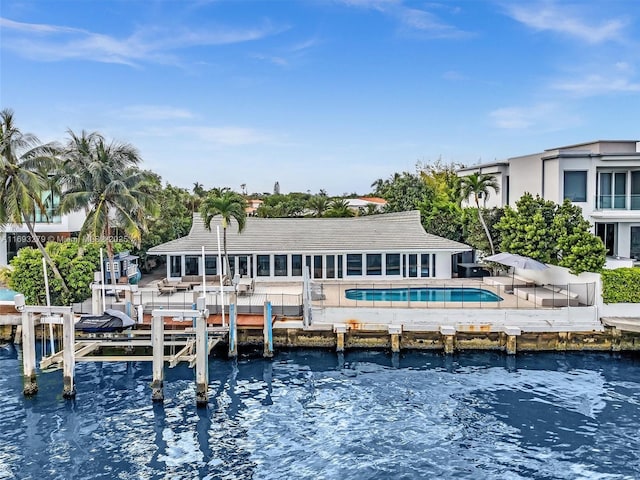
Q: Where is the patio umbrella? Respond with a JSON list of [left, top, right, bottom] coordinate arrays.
[[484, 252, 548, 289]]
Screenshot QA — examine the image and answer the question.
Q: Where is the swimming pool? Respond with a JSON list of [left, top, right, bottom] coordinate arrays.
[[0, 288, 19, 302], [345, 287, 503, 302]]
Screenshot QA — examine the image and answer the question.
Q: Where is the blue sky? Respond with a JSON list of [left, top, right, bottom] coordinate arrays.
[[1, 1, 639, 196]]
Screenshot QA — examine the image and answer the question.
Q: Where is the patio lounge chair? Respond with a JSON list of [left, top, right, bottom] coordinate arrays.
[[158, 278, 178, 295]]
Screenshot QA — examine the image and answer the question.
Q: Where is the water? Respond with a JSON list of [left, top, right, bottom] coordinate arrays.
[[0, 289, 18, 302], [345, 287, 503, 302], [1, 347, 639, 479]]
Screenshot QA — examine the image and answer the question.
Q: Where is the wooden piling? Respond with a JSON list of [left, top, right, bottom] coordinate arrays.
[[334, 324, 347, 352], [21, 312, 38, 396], [62, 312, 76, 399], [228, 299, 237, 358], [504, 327, 521, 355], [195, 309, 209, 407], [263, 301, 273, 358], [151, 314, 164, 402], [389, 325, 402, 353], [440, 326, 456, 355]]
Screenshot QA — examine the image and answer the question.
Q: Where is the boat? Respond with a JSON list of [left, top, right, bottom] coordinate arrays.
[[75, 309, 136, 333]]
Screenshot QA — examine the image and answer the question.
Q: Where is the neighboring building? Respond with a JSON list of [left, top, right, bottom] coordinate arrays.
[[0, 188, 85, 266], [458, 140, 640, 260], [147, 211, 470, 281], [345, 197, 388, 213], [245, 199, 264, 216]]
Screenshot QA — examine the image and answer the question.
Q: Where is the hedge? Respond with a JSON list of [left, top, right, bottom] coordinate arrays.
[[601, 268, 640, 304]]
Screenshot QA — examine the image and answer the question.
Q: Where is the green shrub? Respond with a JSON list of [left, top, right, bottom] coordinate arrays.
[[601, 268, 640, 303]]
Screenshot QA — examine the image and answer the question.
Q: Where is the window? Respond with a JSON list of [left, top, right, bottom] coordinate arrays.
[[274, 255, 288, 276], [204, 255, 217, 275], [564, 171, 587, 202], [408, 254, 417, 277], [366, 254, 382, 276], [385, 254, 401, 275], [631, 226, 640, 260], [238, 255, 249, 276], [184, 255, 199, 275], [420, 254, 430, 277], [34, 189, 61, 223], [314, 255, 323, 278], [632, 171, 640, 210], [257, 255, 270, 277], [170, 256, 182, 277], [291, 255, 303, 276], [338, 255, 343, 278], [326, 255, 335, 278], [346, 254, 362, 276], [596, 223, 616, 256]]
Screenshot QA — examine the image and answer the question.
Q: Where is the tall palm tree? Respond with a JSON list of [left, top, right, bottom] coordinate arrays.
[[200, 191, 247, 279], [59, 131, 158, 287], [0, 108, 69, 292], [460, 172, 500, 255]]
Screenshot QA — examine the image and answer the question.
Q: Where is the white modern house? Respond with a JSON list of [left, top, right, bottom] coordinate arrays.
[[458, 140, 640, 261], [0, 190, 85, 267], [147, 211, 471, 282]]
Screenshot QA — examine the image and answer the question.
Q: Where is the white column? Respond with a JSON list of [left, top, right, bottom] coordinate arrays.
[[195, 310, 209, 407], [62, 312, 76, 398], [151, 314, 164, 402], [21, 311, 37, 396]]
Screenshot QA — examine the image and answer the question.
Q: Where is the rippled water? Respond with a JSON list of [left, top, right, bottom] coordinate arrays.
[[1, 345, 639, 479]]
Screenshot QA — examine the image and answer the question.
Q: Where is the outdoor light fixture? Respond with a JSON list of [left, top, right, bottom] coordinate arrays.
[[14, 294, 25, 312]]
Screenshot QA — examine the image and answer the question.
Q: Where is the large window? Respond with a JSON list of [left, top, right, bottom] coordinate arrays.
[[421, 254, 430, 277], [346, 254, 362, 276], [338, 255, 343, 278], [204, 255, 217, 275], [326, 255, 335, 278], [596, 223, 616, 256], [170, 255, 182, 277], [314, 255, 323, 278], [366, 254, 382, 275], [408, 254, 418, 277], [632, 171, 640, 210], [274, 255, 288, 276], [33, 189, 61, 223], [291, 255, 303, 276], [564, 171, 587, 202], [386, 254, 401, 275], [631, 226, 640, 260], [184, 255, 199, 275], [257, 255, 270, 277]]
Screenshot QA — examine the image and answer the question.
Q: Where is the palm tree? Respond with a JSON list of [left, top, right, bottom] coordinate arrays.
[[325, 198, 355, 218], [59, 131, 158, 287], [0, 108, 69, 292], [307, 195, 329, 217], [200, 191, 247, 279], [460, 172, 500, 255]]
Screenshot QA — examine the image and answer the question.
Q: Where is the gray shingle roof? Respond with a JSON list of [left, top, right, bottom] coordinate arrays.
[[147, 210, 470, 255]]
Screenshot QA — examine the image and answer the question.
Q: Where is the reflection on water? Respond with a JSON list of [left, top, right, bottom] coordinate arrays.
[[1, 345, 639, 479]]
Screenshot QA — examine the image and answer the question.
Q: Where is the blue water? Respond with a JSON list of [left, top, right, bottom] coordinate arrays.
[[0, 289, 18, 302], [1, 347, 639, 479], [345, 287, 503, 302]]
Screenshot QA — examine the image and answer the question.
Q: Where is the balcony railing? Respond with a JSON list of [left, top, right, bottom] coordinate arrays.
[[594, 194, 640, 210]]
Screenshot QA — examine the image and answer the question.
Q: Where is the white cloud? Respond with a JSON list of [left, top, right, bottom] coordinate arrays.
[[552, 63, 640, 96], [0, 16, 283, 66], [489, 102, 580, 131], [503, 2, 627, 44], [187, 126, 275, 145], [337, 0, 470, 38], [119, 106, 195, 121]]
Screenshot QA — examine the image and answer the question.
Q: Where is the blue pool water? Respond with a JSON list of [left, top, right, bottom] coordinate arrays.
[[0, 288, 18, 302], [1, 347, 639, 479], [345, 287, 503, 302]]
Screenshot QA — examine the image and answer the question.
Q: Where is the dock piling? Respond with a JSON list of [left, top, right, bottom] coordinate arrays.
[[440, 326, 456, 355], [389, 325, 402, 353], [504, 327, 521, 355], [21, 311, 37, 396], [62, 312, 76, 399], [228, 298, 237, 358], [195, 307, 209, 407], [151, 314, 164, 402], [263, 302, 273, 358], [334, 324, 347, 352]]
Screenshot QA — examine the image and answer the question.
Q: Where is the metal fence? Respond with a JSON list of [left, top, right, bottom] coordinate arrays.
[[311, 281, 597, 309]]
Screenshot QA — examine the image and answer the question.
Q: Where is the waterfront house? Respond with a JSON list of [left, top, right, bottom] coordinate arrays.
[[0, 187, 85, 267], [458, 140, 640, 262], [147, 210, 470, 282]]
